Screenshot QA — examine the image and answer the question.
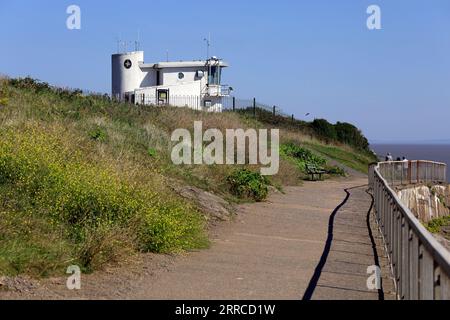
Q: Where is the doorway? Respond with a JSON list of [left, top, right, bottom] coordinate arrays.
[[157, 89, 169, 106]]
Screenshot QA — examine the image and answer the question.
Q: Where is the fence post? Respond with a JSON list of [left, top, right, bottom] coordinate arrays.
[[417, 161, 420, 183], [232, 97, 236, 112], [253, 98, 256, 117], [408, 161, 412, 184]]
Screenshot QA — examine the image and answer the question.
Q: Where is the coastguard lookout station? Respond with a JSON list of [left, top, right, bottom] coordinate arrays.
[[112, 51, 231, 112]]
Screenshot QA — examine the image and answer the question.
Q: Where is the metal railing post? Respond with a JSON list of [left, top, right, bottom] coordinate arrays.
[[369, 160, 449, 300]]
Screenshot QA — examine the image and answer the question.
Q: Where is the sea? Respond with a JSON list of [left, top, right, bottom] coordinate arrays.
[[371, 144, 450, 182]]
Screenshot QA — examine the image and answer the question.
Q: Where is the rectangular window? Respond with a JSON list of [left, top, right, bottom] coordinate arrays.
[[208, 66, 221, 85]]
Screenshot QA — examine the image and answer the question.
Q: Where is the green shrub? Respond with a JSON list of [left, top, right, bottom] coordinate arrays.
[[310, 119, 337, 142], [308, 119, 371, 152], [335, 122, 370, 151], [281, 143, 326, 171], [147, 148, 157, 158], [227, 169, 269, 201], [88, 126, 107, 142], [426, 216, 450, 235], [9, 77, 84, 101]]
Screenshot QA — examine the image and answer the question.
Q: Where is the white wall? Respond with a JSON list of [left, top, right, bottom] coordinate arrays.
[[161, 67, 205, 86], [111, 51, 144, 97], [135, 82, 223, 112]]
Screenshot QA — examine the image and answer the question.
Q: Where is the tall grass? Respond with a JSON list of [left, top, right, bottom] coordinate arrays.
[[0, 125, 207, 276]]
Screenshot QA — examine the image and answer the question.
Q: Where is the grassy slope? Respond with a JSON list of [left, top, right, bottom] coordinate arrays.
[[304, 142, 374, 174], [0, 78, 376, 277]]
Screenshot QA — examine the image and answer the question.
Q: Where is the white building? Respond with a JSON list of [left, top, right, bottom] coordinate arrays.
[[111, 51, 231, 112]]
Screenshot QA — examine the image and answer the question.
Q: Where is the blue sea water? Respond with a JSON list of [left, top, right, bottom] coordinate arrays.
[[371, 144, 450, 182]]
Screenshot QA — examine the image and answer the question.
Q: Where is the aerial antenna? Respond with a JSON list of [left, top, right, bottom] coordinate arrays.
[[135, 29, 141, 51], [203, 33, 211, 60], [116, 33, 122, 53]]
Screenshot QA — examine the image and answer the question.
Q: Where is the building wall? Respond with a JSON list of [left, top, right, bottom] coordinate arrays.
[[140, 68, 157, 88], [161, 67, 206, 87], [135, 82, 223, 112], [135, 81, 202, 101], [111, 51, 145, 97]]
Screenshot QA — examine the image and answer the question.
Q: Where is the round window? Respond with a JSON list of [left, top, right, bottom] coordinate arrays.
[[124, 59, 132, 69], [178, 72, 185, 80]]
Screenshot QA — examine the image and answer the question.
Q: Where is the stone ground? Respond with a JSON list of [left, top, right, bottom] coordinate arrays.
[[0, 176, 396, 300]]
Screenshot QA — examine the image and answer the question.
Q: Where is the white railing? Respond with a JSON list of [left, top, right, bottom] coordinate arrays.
[[370, 161, 450, 300], [378, 160, 447, 186]]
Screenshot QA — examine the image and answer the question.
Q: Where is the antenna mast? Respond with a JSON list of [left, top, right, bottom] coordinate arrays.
[[203, 33, 211, 60], [135, 29, 141, 51]]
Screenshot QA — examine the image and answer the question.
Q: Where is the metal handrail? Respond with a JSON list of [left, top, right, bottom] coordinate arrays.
[[370, 161, 450, 300]]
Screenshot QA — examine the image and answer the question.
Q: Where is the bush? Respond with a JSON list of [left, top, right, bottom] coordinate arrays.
[[309, 119, 371, 152], [281, 143, 326, 171], [426, 216, 450, 235], [310, 119, 337, 142], [227, 169, 269, 201], [9, 77, 52, 94], [335, 122, 370, 151]]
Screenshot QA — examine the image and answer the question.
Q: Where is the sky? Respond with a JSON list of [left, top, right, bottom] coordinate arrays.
[[1, 0, 450, 143]]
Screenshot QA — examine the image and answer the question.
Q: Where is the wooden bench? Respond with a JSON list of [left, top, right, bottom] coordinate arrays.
[[306, 164, 327, 181]]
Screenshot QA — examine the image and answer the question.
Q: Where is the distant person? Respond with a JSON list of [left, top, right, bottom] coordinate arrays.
[[385, 153, 393, 162], [402, 156, 409, 176]]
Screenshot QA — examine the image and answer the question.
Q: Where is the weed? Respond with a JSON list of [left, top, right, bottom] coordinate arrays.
[[227, 169, 270, 201], [88, 126, 108, 142]]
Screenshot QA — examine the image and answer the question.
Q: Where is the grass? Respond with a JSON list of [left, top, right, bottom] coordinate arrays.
[[0, 125, 208, 276], [303, 142, 375, 174], [0, 77, 374, 277]]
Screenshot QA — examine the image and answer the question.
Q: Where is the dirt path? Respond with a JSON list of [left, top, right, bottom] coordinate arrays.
[[0, 176, 394, 300]]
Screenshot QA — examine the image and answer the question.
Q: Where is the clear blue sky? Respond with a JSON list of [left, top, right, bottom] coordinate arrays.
[[1, 0, 450, 142]]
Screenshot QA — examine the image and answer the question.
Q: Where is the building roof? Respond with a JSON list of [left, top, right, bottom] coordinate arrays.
[[139, 60, 229, 69]]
